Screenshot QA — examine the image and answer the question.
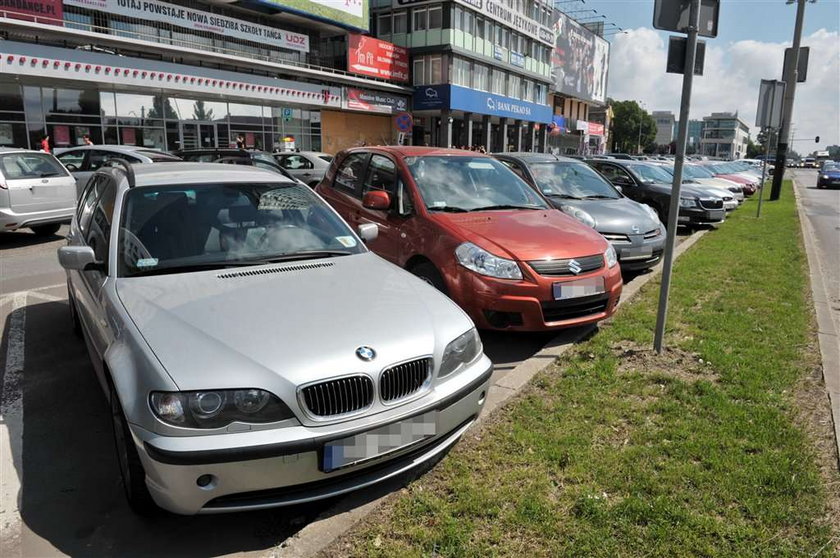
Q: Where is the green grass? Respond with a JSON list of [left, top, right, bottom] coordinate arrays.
[[326, 181, 837, 557]]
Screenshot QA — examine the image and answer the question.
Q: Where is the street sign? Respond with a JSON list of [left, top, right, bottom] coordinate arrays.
[[782, 46, 809, 83], [653, 0, 719, 38], [395, 111, 413, 133], [755, 79, 786, 129], [666, 36, 705, 75]]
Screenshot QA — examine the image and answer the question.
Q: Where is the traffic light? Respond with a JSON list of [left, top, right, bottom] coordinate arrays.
[[815, 136, 820, 143]]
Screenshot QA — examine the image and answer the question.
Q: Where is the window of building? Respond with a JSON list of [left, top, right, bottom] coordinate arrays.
[[413, 58, 426, 85], [394, 11, 407, 33], [508, 74, 521, 99], [463, 9, 473, 34], [64, 11, 92, 31], [492, 69, 506, 95], [413, 8, 428, 31], [474, 64, 489, 91], [428, 5, 442, 28], [430, 55, 442, 83], [475, 16, 485, 39], [453, 58, 471, 87], [377, 13, 392, 35]]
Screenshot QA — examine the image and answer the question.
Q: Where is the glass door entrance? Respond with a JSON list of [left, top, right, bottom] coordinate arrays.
[[179, 121, 217, 150]]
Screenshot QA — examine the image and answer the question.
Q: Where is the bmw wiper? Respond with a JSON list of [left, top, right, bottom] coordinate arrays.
[[129, 261, 258, 277], [247, 250, 353, 263], [582, 194, 618, 199], [470, 204, 543, 211], [546, 193, 582, 200], [428, 206, 469, 213]]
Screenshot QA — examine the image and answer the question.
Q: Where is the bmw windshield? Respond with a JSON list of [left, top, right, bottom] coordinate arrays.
[[626, 163, 674, 184], [530, 161, 620, 200], [118, 182, 364, 277], [683, 165, 715, 179], [406, 156, 549, 212]]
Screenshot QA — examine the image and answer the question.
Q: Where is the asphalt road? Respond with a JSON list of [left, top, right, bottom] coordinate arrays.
[[0, 223, 689, 557]]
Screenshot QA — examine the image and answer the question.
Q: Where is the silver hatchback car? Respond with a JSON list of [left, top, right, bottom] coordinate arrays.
[[58, 162, 492, 515]]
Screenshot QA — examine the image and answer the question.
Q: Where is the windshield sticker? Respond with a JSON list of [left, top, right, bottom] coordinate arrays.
[[336, 236, 357, 248], [431, 201, 447, 208], [467, 162, 495, 169], [136, 258, 159, 268]]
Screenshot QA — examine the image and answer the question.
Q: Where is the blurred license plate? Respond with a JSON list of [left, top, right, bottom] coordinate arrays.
[[553, 277, 605, 300], [322, 412, 436, 472], [622, 246, 653, 259]]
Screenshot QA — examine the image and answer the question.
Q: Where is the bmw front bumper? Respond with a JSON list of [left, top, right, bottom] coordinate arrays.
[[130, 359, 493, 514]]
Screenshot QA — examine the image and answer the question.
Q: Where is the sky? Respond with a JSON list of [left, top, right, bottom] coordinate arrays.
[[581, 0, 840, 151]]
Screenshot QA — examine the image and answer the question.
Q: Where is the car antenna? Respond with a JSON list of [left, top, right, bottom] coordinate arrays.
[[104, 158, 136, 188]]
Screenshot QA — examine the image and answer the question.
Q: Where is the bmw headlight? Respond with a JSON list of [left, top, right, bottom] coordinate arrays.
[[150, 389, 294, 428], [560, 205, 597, 228], [455, 242, 522, 280], [439, 328, 482, 378], [679, 197, 698, 208], [604, 244, 618, 268]]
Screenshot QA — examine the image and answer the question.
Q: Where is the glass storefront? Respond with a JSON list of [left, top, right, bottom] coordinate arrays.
[[2, 78, 322, 153]]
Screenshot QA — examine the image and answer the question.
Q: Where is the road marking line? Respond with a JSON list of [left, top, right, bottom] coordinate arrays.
[[0, 293, 26, 556], [0, 283, 64, 305]]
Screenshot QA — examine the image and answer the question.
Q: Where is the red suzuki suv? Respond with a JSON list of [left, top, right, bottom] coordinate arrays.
[[316, 147, 622, 331]]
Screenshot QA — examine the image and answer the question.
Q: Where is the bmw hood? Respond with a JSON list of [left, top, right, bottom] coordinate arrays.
[[547, 197, 662, 235], [432, 209, 608, 261], [116, 253, 472, 392]]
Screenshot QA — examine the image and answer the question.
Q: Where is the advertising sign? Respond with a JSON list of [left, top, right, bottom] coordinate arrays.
[[344, 87, 408, 114], [587, 122, 604, 136], [347, 34, 409, 83], [53, 125, 70, 146], [64, 0, 310, 53], [413, 85, 552, 123], [121, 127, 136, 145], [0, 0, 62, 22], [257, 0, 368, 32], [550, 11, 610, 104], [510, 51, 525, 68]]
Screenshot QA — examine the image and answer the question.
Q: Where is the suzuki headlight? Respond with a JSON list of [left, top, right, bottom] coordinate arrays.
[[150, 389, 295, 428], [679, 197, 698, 208], [560, 205, 597, 228], [439, 328, 482, 378], [455, 242, 522, 280], [604, 244, 618, 268]]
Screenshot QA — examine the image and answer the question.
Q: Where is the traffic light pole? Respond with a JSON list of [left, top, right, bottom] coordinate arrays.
[[653, 0, 699, 353], [770, 0, 807, 201]]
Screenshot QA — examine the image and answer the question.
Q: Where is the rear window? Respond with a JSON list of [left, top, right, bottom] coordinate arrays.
[[318, 155, 334, 163], [0, 153, 68, 180], [135, 150, 181, 162]]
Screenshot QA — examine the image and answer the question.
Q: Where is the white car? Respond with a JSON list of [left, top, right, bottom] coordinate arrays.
[[0, 148, 76, 236]]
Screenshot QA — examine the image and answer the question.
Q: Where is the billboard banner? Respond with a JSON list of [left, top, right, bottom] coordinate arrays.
[[0, 0, 62, 23], [63, 0, 310, 53], [344, 87, 408, 114], [550, 11, 610, 104], [413, 85, 552, 123], [256, 0, 368, 32], [347, 34, 409, 82]]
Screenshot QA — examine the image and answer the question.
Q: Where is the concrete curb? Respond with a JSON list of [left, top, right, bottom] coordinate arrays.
[[791, 174, 840, 468], [274, 228, 710, 558]]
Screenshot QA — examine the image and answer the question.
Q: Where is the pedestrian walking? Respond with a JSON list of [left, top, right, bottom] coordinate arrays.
[[82, 134, 94, 146], [40, 135, 50, 153], [235, 134, 246, 149]]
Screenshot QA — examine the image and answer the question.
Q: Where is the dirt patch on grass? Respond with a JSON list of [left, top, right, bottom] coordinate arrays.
[[611, 341, 720, 384]]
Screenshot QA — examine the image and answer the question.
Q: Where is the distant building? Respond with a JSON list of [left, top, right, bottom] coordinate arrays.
[[700, 112, 750, 160], [675, 119, 705, 152], [652, 110, 675, 146]]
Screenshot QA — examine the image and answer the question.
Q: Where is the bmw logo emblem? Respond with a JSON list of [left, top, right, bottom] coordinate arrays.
[[356, 346, 376, 361]]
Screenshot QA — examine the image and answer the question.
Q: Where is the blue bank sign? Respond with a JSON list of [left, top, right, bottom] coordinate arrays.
[[413, 85, 552, 123]]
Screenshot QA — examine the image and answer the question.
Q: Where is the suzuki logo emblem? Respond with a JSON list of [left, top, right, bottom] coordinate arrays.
[[568, 259, 582, 275], [355, 346, 376, 361]]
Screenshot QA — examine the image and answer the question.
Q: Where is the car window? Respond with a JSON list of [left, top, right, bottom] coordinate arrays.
[[278, 154, 314, 170], [333, 153, 368, 195], [134, 150, 181, 162], [362, 154, 397, 195], [77, 175, 105, 236], [593, 163, 630, 184], [0, 153, 68, 180], [499, 159, 528, 181], [406, 156, 549, 212], [628, 164, 674, 183], [56, 150, 86, 171], [530, 162, 620, 199], [88, 150, 141, 171], [318, 155, 334, 163], [117, 182, 365, 277], [85, 180, 116, 269]]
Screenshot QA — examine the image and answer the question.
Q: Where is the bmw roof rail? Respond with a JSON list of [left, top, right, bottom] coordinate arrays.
[[103, 158, 136, 188]]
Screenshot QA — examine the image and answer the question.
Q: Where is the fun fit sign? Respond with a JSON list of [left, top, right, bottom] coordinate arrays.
[[64, 0, 310, 53]]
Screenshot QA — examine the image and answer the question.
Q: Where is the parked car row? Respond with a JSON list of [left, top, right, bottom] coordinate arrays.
[[11, 142, 748, 517]]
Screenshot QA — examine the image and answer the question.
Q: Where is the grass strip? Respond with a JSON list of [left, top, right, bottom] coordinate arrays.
[[324, 181, 837, 557]]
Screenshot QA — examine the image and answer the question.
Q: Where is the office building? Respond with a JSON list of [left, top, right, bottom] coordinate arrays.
[[699, 112, 750, 160], [652, 110, 675, 146]]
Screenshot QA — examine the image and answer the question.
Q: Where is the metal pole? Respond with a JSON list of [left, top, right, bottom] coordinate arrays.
[[653, 0, 700, 353], [770, 0, 807, 201], [756, 128, 773, 218], [637, 118, 642, 154]]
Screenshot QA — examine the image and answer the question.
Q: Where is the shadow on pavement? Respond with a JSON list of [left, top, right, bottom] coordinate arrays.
[[15, 300, 335, 557], [0, 230, 66, 250]]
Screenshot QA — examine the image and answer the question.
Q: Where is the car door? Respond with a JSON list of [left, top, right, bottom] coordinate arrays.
[[277, 154, 317, 185], [0, 152, 75, 214], [68, 175, 105, 341], [319, 152, 370, 231], [356, 153, 405, 263]]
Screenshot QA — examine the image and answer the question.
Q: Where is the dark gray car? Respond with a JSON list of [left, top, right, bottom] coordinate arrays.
[[495, 153, 667, 271]]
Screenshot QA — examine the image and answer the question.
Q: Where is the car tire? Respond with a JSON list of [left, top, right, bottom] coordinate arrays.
[[68, 286, 82, 338], [410, 262, 448, 295], [30, 223, 61, 236], [110, 383, 159, 516]]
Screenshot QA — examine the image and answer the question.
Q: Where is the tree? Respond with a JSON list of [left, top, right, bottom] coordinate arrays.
[[192, 100, 214, 121], [610, 100, 657, 154], [746, 139, 762, 158], [147, 96, 178, 120], [827, 145, 840, 160]]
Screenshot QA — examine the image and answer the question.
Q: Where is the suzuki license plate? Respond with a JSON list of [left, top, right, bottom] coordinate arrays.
[[553, 277, 606, 300], [322, 412, 437, 472]]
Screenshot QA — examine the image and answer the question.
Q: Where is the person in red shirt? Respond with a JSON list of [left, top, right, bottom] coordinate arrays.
[[40, 135, 50, 153]]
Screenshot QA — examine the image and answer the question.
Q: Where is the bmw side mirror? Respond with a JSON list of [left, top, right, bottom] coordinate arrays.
[[614, 185, 623, 194], [58, 246, 102, 271], [357, 223, 379, 243]]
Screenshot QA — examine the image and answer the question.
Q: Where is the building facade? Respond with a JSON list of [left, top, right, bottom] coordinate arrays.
[[371, 0, 556, 151], [699, 112, 750, 160], [0, 0, 412, 153], [652, 110, 675, 146]]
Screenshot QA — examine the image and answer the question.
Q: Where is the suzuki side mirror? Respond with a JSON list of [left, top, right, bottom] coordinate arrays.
[[362, 190, 392, 210]]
